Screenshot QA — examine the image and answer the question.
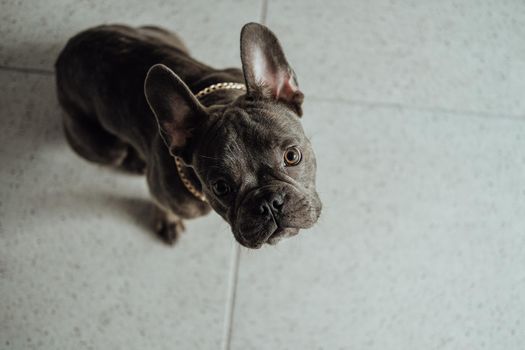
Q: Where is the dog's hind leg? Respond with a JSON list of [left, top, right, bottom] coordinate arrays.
[[62, 107, 129, 167], [119, 145, 147, 175], [63, 111, 147, 174]]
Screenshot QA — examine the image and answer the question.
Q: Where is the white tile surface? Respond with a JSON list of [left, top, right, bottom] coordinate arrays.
[[0, 0, 261, 70], [2, 1, 525, 349], [265, 0, 525, 116], [0, 71, 234, 349], [230, 100, 525, 349]]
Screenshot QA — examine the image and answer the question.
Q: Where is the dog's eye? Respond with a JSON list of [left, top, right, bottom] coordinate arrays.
[[212, 180, 230, 196], [284, 146, 302, 166]]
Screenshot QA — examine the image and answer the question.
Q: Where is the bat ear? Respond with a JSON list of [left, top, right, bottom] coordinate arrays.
[[144, 64, 208, 160], [240, 22, 304, 116]]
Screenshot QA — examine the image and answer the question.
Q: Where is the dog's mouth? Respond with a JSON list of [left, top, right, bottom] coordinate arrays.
[[266, 227, 300, 245], [238, 226, 300, 249], [228, 182, 322, 249]]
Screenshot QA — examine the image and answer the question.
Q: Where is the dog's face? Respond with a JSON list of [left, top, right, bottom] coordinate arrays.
[[145, 23, 321, 248], [194, 98, 321, 248]]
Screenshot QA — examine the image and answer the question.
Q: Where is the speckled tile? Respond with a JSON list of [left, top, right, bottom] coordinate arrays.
[[0, 71, 235, 349], [229, 100, 525, 350], [0, 0, 261, 71], [265, 0, 525, 116]]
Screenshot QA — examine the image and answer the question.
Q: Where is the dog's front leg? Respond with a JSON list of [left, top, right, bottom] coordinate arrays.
[[146, 137, 196, 245], [153, 205, 185, 245]]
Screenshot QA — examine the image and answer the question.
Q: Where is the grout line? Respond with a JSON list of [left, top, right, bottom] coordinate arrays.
[[221, 3, 268, 350], [308, 95, 525, 121], [221, 241, 241, 350], [0, 65, 54, 76], [1, 19, 521, 124], [260, 0, 268, 25], [1, 61, 522, 122]]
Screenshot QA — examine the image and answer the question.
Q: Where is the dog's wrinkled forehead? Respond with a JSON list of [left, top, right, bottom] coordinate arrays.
[[199, 102, 305, 171]]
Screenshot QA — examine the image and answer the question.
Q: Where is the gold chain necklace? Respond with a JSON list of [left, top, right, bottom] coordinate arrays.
[[174, 81, 246, 202], [174, 156, 207, 202], [194, 81, 246, 99]]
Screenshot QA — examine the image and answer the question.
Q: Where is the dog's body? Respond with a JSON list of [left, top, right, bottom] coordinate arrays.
[[56, 23, 321, 248]]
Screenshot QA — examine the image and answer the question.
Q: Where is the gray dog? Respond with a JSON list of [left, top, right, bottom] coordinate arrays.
[[55, 22, 321, 248]]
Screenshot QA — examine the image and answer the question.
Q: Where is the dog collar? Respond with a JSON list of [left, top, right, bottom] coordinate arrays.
[[194, 81, 246, 99], [174, 81, 246, 202], [174, 156, 207, 202]]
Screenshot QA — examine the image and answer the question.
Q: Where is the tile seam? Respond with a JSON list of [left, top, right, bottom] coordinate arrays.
[[2, 64, 522, 121], [222, 2, 268, 350], [0, 65, 54, 76], [308, 95, 525, 121]]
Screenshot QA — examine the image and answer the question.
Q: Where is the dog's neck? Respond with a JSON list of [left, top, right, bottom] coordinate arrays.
[[175, 81, 246, 202]]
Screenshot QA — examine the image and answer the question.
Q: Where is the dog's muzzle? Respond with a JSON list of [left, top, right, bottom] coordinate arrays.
[[234, 184, 319, 248]]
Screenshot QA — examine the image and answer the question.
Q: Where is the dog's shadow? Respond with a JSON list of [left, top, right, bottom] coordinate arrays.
[[34, 188, 163, 244], [97, 193, 158, 235]]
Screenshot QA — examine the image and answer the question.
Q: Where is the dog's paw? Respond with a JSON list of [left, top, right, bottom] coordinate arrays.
[[119, 154, 147, 175], [155, 218, 186, 245]]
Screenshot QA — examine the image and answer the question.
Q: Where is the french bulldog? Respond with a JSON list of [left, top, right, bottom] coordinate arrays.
[[55, 22, 321, 248]]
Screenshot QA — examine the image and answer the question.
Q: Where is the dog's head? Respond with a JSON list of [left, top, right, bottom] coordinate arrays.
[[145, 23, 321, 248]]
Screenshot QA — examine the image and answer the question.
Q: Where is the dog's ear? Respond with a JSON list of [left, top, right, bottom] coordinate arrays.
[[144, 64, 208, 161], [240, 22, 304, 116]]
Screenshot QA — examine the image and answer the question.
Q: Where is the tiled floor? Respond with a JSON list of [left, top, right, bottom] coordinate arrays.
[[1, 1, 524, 349]]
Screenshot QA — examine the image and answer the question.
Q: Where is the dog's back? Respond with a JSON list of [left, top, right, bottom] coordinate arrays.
[[55, 24, 197, 167]]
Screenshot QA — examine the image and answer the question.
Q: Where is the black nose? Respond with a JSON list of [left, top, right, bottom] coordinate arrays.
[[257, 192, 284, 216], [270, 193, 284, 211]]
